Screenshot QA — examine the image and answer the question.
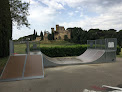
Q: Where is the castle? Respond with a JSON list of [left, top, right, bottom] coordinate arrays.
[[44, 25, 71, 40]]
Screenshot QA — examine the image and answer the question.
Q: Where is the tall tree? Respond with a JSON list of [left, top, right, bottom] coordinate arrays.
[[0, 0, 30, 57], [0, 0, 12, 57], [40, 31, 43, 40], [33, 29, 36, 40], [35, 32, 37, 38], [117, 30, 122, 47]]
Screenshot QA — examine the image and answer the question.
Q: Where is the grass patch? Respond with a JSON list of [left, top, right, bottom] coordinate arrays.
[[14, 40, 78, 54], [0, 57, 8, 67], [14, 43, 26, 54], [0, 57, 8, 74], [39, 40, 77, 47]]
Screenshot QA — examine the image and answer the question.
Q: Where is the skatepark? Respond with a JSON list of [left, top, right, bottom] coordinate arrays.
[[0, 38, 117, 82], [0, 57, 122, 92], [0, 38, 122, 91]]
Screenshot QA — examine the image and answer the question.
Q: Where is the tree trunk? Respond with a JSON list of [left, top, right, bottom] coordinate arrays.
[[0, 0, 12, 57]]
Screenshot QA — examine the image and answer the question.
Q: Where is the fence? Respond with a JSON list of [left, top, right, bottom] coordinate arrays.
[[9, 40, 40, 55], [87, 38, 117, 51]]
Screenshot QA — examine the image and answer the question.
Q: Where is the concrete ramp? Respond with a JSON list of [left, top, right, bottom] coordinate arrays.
[[43, 54, 83, 67], [42, 49, 106, 67], [0, 53, 44, 82], [77, 49, 105, 63]]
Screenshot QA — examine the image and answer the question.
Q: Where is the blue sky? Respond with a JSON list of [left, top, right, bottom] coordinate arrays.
[[13, 0, 122, 40]]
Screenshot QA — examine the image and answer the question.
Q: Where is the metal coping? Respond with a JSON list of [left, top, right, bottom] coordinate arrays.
[[0, 76, 44, 82], [0, 52, 44, 82], [22, 55, 27, 78]]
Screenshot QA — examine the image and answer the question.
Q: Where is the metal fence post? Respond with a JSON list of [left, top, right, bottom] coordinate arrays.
[[87, 40, 88, 49], [9, 40, 14, 55], [26, 41, 30, 54]]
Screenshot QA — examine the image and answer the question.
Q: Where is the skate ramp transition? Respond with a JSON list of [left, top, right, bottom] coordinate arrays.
[[43, 38, 117, 67]]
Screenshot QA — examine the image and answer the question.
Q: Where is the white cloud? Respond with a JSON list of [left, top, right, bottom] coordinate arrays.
[[68, 12, 74, 16], [41, 0, 64, 10], [13, 0, 64, 39], [61, 10, 122, 31], [75, 11, 79, 13], [59, 0, 122, 31], [13, 0, 122, 39]]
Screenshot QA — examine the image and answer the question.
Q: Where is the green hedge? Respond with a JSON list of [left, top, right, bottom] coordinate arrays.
[[29, 45, 121, 57], [40, 45, 87, 57], [117, 45, 121, 55]]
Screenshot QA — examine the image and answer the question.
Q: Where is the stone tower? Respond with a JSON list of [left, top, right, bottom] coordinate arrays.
[[56, 25, 59, 31]]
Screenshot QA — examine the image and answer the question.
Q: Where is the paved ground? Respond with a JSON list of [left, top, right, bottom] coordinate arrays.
[[0, 58, 122, 92]]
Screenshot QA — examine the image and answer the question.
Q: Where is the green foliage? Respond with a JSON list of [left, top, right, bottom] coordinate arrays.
[[117, 45, 121, 55], [0, 0, 30, 57], [0, 57, 8, 67], [48, 33, 54, 40], [35, 32, 37, 38], [117, 30, 122, 47], [9, 0, 30, 28], [68, 27, 88, 44], [117, 48, 122, 57], [0, 0, 12, 57], [39, 45, 121, 57], [36, 45, 120, 57], [64, 35, 68, 41], [67, 27, 122, 47], [40, 31, 43, 40], [40, 45, 87, 57]]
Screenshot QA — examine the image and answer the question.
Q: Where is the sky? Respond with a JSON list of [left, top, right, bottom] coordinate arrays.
[[13, 0, 122, 40]]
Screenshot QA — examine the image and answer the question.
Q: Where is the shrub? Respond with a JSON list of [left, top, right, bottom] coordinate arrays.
[[28, 44, 121, 57], [117, 45, 121, 55], [40, 45, 87, 57]]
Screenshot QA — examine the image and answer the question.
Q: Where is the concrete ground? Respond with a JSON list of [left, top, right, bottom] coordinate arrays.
[[0, 58, 122, 92]]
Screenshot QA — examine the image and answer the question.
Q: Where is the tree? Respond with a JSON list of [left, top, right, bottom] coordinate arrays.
[[0, 0, 12, 57], [48, 34, 54, 40], [9, 0, 30, 29], [35, 32, 37, 38], [117, 30, 122, 47], [0, 0, 30, 57], [33, 29, 36, 40], [40, 31, 43, 40], [52, 31, 54, 40], [64, 35, 68, 41]]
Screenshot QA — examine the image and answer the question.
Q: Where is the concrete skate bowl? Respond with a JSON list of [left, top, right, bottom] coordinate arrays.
[[43, 38, 117, 67], [0, 38, 117, 81], [42, 49, 106, 67]]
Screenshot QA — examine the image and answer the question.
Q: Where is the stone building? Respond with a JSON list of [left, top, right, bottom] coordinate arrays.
[[51, 25, 71, 40], [44, 31, 49, 41], [35, 37, 41, 41]]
